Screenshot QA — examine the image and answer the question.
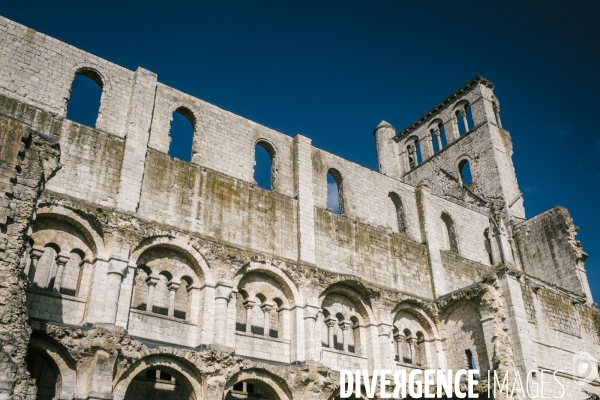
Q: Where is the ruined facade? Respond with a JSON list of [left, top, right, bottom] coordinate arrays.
[[0, 15, 598, 400]]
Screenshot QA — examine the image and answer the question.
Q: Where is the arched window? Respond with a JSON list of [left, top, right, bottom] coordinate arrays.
[[431, 129, 440, 154], [152, 272, 172, 316], [254, 140, 276, 191], [66, 69, 103, 128], [270, 298, 283, 338], [441, 212, 459, 253], [168, 107, 195, 162], [465, 105, 475, 130], [438, 123, 447, 147], [406, 138, 422, 170], [350, 316, 361, 354], [402, 329, 413, 364], [26, 353, 58, 400], [32, 244, 60, 290], [59, 249, 85, 297], [458, 159, 473, 185], [415, 331, 425, 366], [388, 192, 406, 234], [326, 168, 344, 214], [174, 276, 192, 320], [455, 110, 466, 136]]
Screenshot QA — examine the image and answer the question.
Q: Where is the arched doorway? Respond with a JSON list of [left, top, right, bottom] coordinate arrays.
[[26, 353, 58, 400], [223, 369, 291, 400], [123, 367, 189, 400], [113, 355, 202, 400], [225, 380, 272, 399]]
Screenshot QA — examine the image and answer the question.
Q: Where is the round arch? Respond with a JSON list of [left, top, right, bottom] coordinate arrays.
[[223, 368, 292, 400], [35, 205, 106, 257], [113, 354, 202, 400], [129, 236, 213, 286], [318, 282, 375, 326], [233, 262, 301, 307], [28, 334, 77, 400], [391, 301, 439, 340]]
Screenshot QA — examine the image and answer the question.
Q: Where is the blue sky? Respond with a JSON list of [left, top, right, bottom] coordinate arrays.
[[3, 1, 599, 299]]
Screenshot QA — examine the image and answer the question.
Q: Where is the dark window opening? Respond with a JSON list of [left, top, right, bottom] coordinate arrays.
[[254, 141, 275, 190], [439, 123, 447, 147], [66, 70, 103, 128], [236, 322, 246, 332], [431, 129, 440, 153], [458, 159, 473, 185], [326, 168, 344, 214], [251, 325, 264, 335], [456, 110, 466, 136], [168, 107, 195, 162], [269, 329, 279, 338], [466, 349, 478, 378], [233, 382, 244, 391]]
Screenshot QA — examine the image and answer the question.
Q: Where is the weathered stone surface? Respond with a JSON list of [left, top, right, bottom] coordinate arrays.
[[0, 14, 598, 400]]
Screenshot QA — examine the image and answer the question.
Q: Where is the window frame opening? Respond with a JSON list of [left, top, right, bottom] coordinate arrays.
[[66, 68, 104, 128], [167, 107, 196, 162], [254, 140, 277, 191], [326, 168, 344, 214]]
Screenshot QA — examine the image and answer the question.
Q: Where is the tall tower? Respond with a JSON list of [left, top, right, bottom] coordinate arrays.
[[374, 76, 525, 221]]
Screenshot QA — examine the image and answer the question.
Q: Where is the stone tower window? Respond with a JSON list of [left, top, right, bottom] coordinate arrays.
[[168, 107, 195, 162], [458, 159, 473, 185], [254, 140, 277, 191], [326, 168, 344, 214], [441, 212, 459, 253], [66, 68, 103, 128]]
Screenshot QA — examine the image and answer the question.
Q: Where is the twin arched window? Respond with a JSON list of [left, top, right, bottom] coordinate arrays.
[[393, 328, 425, 366], [455, 104, 475, 136], [133, 267, 193, 320], [430, 123, 447, 154], [235, 292, 283, 338], [406, 138, 422, 170]]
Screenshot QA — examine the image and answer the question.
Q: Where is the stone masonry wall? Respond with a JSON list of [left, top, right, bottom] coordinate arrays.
[[0, 115, 59, 400]]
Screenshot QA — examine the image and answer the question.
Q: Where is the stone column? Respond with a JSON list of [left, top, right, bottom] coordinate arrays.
[[303, 306, 319, 362], [145, 275, 159, 312], [460, 110, 469, 133], [325, 318, 336, 348], [167, 281, 180, 317], [187, 285, 200, 324], [293, 134, 316, 265], [394, 333, 405, 363], [213, 282, 233, 347], [340, 321, 352, 352], [101, 270, 123, 325], [261, 302, 274, 336], [243, 299, 255, 333], [378, 323, 393, 370], [435, 130, 443, 151], [373, 121, 401, 178], [493, 104, 502, 128], [406, 337, 414, 364], [26, 246, 44, 282], [116, 67, 158, 213], [52, 253, 71, 292]]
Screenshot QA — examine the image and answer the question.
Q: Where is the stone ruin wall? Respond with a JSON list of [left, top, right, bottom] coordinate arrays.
[[0, 14, 599, 400]]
